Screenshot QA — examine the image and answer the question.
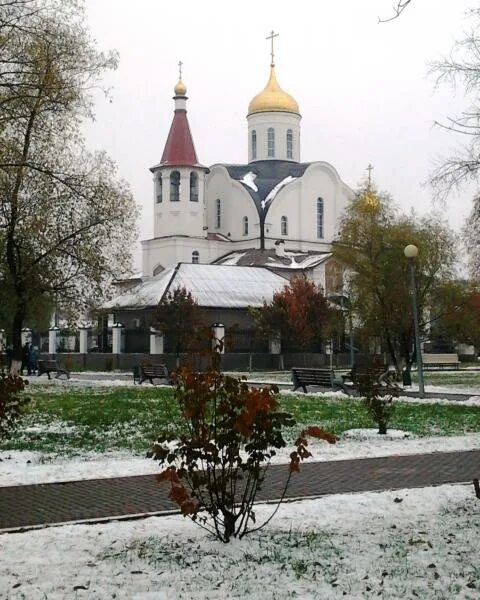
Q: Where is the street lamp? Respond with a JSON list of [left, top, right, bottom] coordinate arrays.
[[404, 244, 425, 398]]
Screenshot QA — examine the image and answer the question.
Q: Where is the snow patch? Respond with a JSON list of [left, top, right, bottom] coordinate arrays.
[[240, 171, 258, 191], [0, 484, 477, 598], [264, 175, 296, 205], [342, 428, 412, 440]]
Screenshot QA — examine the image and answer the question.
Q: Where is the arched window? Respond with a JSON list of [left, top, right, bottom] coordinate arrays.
[[317, 197, 324, 238], [156, 174, 162, 203], [170, 171, 180, 202], [286, 129, 293, 159], [252, 130, 257, 160], [215, 198, 221, 228], [192, 250, 199, 264], [281, 215, 288, 236], [267, 127, 275, 158], [190, 172, 199, 202], [243, 216, 249, 236]]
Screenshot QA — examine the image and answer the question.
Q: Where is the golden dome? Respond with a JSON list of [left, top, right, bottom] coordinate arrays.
[[248, 66, 299, 115], [174, 78, 187, 96]]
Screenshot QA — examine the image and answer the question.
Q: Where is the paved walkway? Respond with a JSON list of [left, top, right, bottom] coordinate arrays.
[[1, 450, 478, 532]]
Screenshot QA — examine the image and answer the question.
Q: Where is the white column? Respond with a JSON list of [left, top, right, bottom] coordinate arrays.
[[150, 328, 164, 354], [211, 323, 225, 354], [21, 328, 32, 347], [269, 334, 281, 354], [48, 327, 59, 354], [79, 327, 89, 354], [112, 323, 123, 354]]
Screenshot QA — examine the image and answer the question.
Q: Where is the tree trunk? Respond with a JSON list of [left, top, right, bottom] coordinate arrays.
[[10, 307, 26, 376], [222, 509, 237, 542], [378, 421, 387, 435]]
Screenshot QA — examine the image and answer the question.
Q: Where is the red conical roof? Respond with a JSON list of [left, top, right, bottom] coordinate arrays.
[[160, 109, 199, 166]]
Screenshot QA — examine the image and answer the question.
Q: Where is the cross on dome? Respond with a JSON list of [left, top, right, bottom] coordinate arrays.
[[266, 30, 279, 67], [174, 60, 187, 96]]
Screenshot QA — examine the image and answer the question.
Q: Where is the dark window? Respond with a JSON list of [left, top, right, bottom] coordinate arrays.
[[281, 215, 288, 236], [156, 174, 162, 203], [192, 250, 199, 264], [286, 129, 293, 159], [267, 128, 275, 158], [243, 216, 248, 236], [252, 130, 257, 160], [317, 197, 324, 238], [216, 198, 221, 228], [170, 171, 180, 202], [190, 172, 199, 202]]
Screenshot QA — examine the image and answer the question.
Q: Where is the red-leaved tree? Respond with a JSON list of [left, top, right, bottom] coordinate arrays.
[[252, 275, 337, 353]]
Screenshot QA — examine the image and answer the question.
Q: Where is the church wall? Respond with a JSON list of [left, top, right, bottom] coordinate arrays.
[[152, 166, 205, 239], [206, 168, 259, 241], [264, 163, 352, 251], [142, 237, 214, 276], [247, 112, 301, 162]]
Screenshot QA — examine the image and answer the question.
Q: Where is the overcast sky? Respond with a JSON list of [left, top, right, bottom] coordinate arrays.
[[83, 0, 476, 270]]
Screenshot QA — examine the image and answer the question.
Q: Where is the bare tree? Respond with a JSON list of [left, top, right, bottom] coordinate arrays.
[[429, 10, 480, 198], [0, 0, 138, 372], [427, 9, 480, 278], [378, 1, 413, 23]]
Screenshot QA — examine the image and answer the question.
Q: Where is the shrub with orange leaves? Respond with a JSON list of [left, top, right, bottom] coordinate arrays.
[[149, 356, 336, 542]]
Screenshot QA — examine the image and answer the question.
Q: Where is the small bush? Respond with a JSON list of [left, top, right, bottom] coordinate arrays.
[[0, 373, 29, 441], [150, 359, 336, 542], [353, 368, 398, 434]]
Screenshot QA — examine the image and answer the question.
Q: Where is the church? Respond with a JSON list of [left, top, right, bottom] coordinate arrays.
[[141, 50, 354, 284], [107, 37, 354, 350]]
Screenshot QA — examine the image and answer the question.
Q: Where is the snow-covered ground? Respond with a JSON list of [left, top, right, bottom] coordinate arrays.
[[280, 389, 480, 404], [2, 431, 480, 487], [0, 483, 477, 599]]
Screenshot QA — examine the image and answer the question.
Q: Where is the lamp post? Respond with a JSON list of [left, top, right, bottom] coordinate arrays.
[[404, 244, 425, 398]]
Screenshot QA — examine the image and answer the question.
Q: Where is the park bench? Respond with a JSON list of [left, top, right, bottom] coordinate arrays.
[[342, 366, 402, 396], [37, 359, 70, 380], [291, 367, 345, 393], [421, 353, 460, 370], [136, 362, 171, 385]]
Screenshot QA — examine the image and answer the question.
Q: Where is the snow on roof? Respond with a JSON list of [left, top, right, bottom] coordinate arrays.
[[241, 172, 258, 192], [105, 265, 176, 309], [105, 263, 288, 310], [266, 253, 331, 269], [217, 252, 247, 266], [264, 175, 296, 205]]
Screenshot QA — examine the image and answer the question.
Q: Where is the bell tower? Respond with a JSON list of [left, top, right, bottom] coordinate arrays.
[[150, 64, 207, 239]]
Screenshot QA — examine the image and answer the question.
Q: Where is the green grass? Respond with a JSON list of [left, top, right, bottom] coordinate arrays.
[[1, 385, 479, 456], [279, 394, 480, 437]]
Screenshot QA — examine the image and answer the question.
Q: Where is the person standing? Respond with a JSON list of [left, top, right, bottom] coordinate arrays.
[[30, 345, 39, 375]]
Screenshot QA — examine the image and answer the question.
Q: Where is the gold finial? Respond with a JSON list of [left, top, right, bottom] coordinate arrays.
[[174, 60, 187, 96], [366, 163, 374, 191], [266, 30, 279, 67]]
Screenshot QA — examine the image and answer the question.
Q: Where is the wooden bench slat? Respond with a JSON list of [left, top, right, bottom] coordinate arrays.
[[291, 367, 344, 393], [137, 363, 171, 385], [37, 360, 70, 380], [421, 353, 460, 370]]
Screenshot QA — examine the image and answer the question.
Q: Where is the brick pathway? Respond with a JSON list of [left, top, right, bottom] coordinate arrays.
[[1, 450, 478, 532]]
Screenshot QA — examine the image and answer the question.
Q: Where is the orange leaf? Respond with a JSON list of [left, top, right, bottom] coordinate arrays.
[[302, 426, 337, 445]]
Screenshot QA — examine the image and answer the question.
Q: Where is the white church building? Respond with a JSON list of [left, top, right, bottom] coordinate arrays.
[[106, 41, 356, 358], [139, 52, 354, 288]]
